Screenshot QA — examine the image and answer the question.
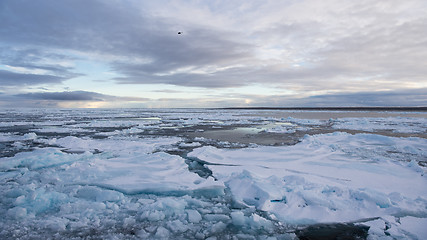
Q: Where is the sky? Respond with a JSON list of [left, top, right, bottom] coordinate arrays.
[[0, 0, 426, 108]]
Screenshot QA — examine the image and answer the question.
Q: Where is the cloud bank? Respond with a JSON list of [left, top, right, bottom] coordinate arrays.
[[0, 91, 148, 108]]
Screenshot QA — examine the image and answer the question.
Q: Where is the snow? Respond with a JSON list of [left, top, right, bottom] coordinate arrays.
[[0, 132, 38, 142], [33, 127, 93, 133], [186, 209, 202, 223], [332, 117, 427, 133], [189, 133, 427, 225], [399, 216, 427, 239], [40, 135, 181, 154], [179, 141, 202, 147], [0, 108, 426, 239]]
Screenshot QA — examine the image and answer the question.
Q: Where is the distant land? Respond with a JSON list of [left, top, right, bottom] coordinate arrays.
[[221, 107, 427, 112]]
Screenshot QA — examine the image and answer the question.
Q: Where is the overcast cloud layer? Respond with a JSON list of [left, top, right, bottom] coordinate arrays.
[[0, 0, 426, 107]]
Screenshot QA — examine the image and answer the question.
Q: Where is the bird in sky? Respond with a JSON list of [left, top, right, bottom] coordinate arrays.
[[178, 32, 183, 34]]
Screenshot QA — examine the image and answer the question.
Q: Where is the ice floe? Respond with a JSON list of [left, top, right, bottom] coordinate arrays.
[[332, 117, 427, 133], [189, 132, 427, 236]]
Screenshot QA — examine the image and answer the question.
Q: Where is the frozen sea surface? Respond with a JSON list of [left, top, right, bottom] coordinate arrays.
[[0, 108, 426, 239]]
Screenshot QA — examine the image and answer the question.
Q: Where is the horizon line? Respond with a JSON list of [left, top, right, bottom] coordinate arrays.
[[1, 106, 427, 111], [218, 106, 427, 112]]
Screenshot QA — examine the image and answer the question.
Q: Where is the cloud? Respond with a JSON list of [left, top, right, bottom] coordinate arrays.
[[114, 88, 427, 108], [112, 0, 427, 90], [0, 0, 426, 107], [1, 0, 253, 88], [0, 90, 148, 108], [0, 47, 82, 87], [304, 89, 427, 107], [151, 89, 185, 93], [242, 88, 427, 107], [0, 69, 66, 86], [2, 88, 425, 108], [14, 91, 148, 102]]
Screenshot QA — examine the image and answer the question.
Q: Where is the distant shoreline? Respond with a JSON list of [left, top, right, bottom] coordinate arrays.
[[221, 107, 427, 112]]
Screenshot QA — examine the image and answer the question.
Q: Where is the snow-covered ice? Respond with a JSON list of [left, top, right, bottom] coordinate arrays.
[[0, 108, 426, 239], [332, 117, 427, 133], [189, 133, 427, 223]]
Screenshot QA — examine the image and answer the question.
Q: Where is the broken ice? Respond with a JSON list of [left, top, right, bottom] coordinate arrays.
[[0, 108, 426, 239]]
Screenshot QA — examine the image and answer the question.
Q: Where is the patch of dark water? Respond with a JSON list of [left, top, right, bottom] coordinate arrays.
[[295, 223, 370, 240], [186, 124, 312, 146], [0, 141, 55, 158], [187, 124, 426, 147], [0, 125, 35, 134]]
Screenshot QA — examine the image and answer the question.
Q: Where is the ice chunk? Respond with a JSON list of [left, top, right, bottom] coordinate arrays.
[[44, 135, 181, 155], [204, 214, 230, 222], [155, 226, 170, 238], [123, 217, 136, 228], [225, 170, 282, 209], [0, 132, 37, 142], [179, 142, 202, 147], [231, 211, 246, 226], [167, 220, 189, 233], [79, 152, 223, 195], [42, 218, 67, 232], [209, 221, 227, 233], [23, 132, 37, 140], [399, 216, 427, 239], [141, 210, 166, 221], [7, 207, 27, 219], [187, 209, 202, 223], [0, 148, 92, 170], [75, 186, 124, 202]]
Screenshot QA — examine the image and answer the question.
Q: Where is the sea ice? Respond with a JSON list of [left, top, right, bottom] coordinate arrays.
[[1, 108, 426, 239], [189, 132, 427, 231], [331, 117, 427, 133]]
